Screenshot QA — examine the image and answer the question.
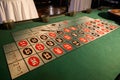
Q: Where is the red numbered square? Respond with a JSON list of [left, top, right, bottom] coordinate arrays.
[[16, 39, 29, 48]]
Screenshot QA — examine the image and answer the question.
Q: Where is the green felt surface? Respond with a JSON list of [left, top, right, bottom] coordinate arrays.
[[0, 9, 120, 80]]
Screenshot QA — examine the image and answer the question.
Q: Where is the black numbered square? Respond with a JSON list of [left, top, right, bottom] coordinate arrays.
[[55, 37, 64, 44], [38, 50, 56, 63], [39, 34, 48, 41], [46, 40, 56, 47], [30, 37, 38, 43]]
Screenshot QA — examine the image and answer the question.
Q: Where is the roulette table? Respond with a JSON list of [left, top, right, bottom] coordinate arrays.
[[0, 10, 120, 80]]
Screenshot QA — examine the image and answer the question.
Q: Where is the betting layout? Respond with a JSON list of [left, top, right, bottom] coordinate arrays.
[[3, 16, 119, 79]]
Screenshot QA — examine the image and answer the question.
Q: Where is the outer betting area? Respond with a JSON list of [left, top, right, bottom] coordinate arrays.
[[3, 16, 119, 79]]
